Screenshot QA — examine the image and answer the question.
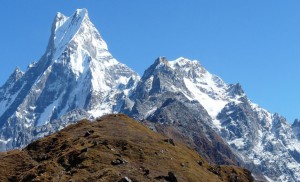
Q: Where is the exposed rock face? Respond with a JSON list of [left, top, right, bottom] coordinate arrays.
[[0, 114, 253, 182], [120, 57, 245, 166], [121, 57, 300, 181], [218, 100, 300, 181], [292, 119, 300, 140]]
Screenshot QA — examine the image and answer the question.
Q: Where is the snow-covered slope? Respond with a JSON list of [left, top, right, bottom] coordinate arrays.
[[121, 57, 251, 169], [0, 9, 139, 151], [218, 100, 300, 181], [122, 57, 300, 181], [124, 57, 243, 122]]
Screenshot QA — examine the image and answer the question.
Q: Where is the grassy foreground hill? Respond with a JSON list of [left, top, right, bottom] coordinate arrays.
[[0, 114, 253, 182]]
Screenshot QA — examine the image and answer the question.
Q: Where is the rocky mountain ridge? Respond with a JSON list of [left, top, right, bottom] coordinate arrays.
[[0, 114, 253, 182]]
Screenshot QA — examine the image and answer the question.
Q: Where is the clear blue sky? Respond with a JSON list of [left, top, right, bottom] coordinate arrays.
[[1, 0, 300, 123]]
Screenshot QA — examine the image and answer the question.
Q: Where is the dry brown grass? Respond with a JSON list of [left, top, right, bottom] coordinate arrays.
[[0, 114, 253, 182]]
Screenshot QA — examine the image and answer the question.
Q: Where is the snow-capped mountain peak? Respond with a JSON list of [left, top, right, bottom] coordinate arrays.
[[49, 8, 109, 65], [0, 9, 139, 151], [0, 67, 24, 96], [161, 57, 241, 119], [131, 57, 243, 123], [169, 57, 203, 69], [124, 56, 300, 181]]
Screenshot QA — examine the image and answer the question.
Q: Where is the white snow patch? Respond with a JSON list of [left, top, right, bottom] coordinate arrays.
[[0, 84, 24, 116], [37, 98, 60, 126], [29, 106, 36, 110], [169, 57, 199, 69], [264, 176, 274, 182], [116, 76, 129, 86], [183, 78, 227, 118], [212, 119, 222, 130], [69, 47, 88, 77], [88, 107, 111, 118], [90, 60, 110, 91], [146, 107, 157, 118], [0, 138, 11, 144], [253, 158, 261, 165], [228, 138, 245, 149]]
